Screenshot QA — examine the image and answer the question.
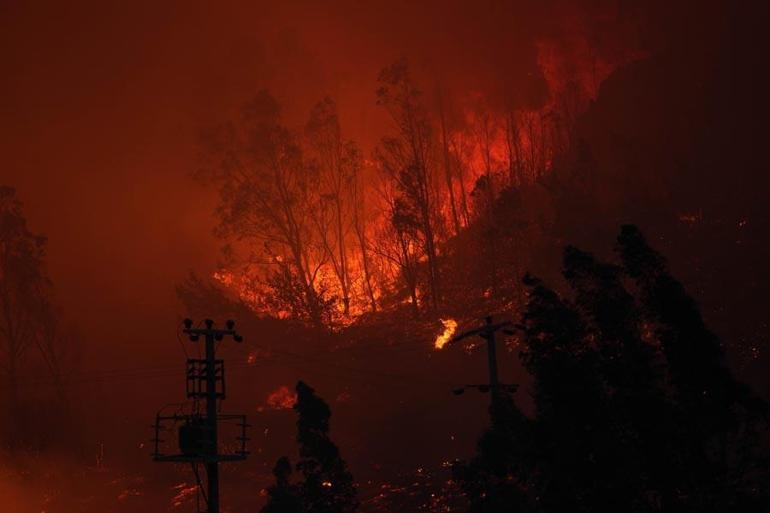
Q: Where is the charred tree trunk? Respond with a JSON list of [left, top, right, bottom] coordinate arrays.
[[335, 199, 351, 315], [437, 92, 461, 235], [397, 233, 419, 316], [354, 218, 377, 313]]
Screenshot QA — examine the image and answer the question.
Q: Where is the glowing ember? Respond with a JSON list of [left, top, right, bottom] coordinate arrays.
[[171, 483, 197, 508], [434, 319, 458, 349]]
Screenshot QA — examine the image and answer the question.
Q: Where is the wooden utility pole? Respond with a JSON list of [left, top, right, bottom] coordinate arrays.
[[449, 316, 517, 406], [152, 319, 249, 513]]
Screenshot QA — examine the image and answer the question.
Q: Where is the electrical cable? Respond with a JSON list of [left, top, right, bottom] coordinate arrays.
[[191, 462, 209, 510]]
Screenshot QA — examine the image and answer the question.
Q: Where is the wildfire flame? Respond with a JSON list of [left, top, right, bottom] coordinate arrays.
[[206, 20, 643, 327], [434, 319, 458, 350], [263, 385, 297, 410]]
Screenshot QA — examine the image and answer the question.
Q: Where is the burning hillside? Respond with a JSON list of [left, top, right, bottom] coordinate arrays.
[[201, 7, 646, 328], [2, 0, 769, 512]]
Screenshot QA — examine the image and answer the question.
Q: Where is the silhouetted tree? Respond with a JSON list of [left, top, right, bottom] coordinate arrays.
[[455, 226, 769, 513], [305, 98, 360, 316], [520, 273, 634, 512], [435, 83, 463, 236], [197, 91, 329, 327], [262, 456, 303, 513], [562, 245, 677, 510], [376, 60, 441, 309], [350, 154, 378, 313], [617, 224, 769, 511], [0, 187, 49, 434], [295, 381, 358, 513], [452, 390, 530, 513], [0, 186, 78, 452], [263, 381, 357, 513], [372, 190, 422, 314]]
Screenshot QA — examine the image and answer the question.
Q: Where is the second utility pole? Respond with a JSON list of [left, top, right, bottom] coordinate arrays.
[[450, 316, 515, 407]]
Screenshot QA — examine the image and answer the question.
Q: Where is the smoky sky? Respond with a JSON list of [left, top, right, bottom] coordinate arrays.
[[4, 2, 768, 511], [0, 1, 533, 362], [0, 0, 667, 368]]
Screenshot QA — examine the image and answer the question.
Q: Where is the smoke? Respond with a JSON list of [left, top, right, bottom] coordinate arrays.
[[0, 476, 28, 513], [0, 0, 654, 358], [3, 1, 765, 511]]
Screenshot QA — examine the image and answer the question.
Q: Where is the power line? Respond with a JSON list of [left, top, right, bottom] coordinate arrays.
[[15, 326, 481, 390]]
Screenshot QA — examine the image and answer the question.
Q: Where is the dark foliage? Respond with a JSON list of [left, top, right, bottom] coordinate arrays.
[[0, 186, 81, 453], [454, 226, 769, 512], [262, 381, 358, 513], [452, 390, 531, 513], [262, 457, 303, 513]]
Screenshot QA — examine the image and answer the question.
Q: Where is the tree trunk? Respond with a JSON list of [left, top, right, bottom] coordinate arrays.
[[438, 95, 461, 235], [335, 198, 351, 315], [355, 221, 377, 313]]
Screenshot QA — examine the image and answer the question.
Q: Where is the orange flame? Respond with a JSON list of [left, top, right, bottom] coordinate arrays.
[[263, 385, 297, 410], [434, 318, 458, 349]]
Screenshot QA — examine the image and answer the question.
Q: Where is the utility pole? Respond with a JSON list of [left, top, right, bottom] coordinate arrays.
[[448, 316, 517, 407], [152, 319, 249, 513]]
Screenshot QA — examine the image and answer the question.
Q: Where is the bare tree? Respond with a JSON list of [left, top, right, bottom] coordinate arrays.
[[371, 179, 421, 315], [473, 110, 499, 216], [448, 133, 472, 227], [305, 98, 357, 316], [376, 60, 441, 309], [436, 85, 462, 236], [0, 186, 47, 428], [199, 91, 329, 327], [504, 110, 524, 188], [351, 158, 378, 313], [0, 186, 76, 449]]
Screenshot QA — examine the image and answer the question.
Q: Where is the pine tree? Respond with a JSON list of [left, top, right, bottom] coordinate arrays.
[[294, 381, 358, 513], [0, 185, 68, 451], [519, 273, 626, 512], [562, 246, 677, 508], [452, 389, 530, 513], [617, 224, 769, 511], [456, 226, 769, 513], [261, 382, 357, 513]]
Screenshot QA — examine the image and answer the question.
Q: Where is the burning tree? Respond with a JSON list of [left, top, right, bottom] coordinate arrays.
[[375, 60, 442, 310], [372, 180, 423, 314], [305, 97, 363, 316], [196, 30, 638, 326], [199, 91, 333, 327]]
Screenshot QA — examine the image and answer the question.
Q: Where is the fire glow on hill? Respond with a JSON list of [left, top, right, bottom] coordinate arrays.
[[204, 23, 644, 328]]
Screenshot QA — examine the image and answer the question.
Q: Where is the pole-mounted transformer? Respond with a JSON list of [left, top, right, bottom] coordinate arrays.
[[151, 319, 250, 513]]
